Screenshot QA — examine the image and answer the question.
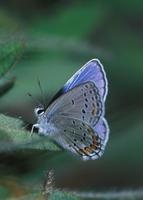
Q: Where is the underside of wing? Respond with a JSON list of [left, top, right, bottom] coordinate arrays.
[[44, 82, 109, 160], [53, 116, 106, 160], [46, 81, 103, 127], [93, 117, 109, 147]]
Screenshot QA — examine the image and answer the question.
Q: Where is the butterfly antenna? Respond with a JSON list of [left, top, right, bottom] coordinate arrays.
[[27, 92, 41, 106], [37, 78, 46, 108]]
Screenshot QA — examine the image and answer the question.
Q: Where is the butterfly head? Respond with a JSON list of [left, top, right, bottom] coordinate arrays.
[[34, 104, 45, 117], [32, 104, 56, 136]]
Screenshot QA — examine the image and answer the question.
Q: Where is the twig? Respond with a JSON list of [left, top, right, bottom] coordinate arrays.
[[43, 169, 55, 200]]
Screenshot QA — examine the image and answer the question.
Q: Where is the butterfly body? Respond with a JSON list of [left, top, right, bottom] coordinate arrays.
[[32, 59, 109, 160]]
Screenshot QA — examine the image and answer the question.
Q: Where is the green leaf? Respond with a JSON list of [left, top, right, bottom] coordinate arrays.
[[7, 190, 80, 200], [0, 186, 9, 199], [48, 190, 80, 200], [0, 114, 61, 152], [72, 189, 143, 200], [11, 194, 42, 200], [0, 37, 24, 96], [0, 76, 15, 96], [0, 40, 24, 77]]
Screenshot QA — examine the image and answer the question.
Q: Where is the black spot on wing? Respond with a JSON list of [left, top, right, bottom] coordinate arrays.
[[82, 109, 86, 114], [72, 99, 75, 105]]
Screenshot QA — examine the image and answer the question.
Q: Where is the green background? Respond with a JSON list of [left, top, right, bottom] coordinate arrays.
[[0, 0, 143, 199]]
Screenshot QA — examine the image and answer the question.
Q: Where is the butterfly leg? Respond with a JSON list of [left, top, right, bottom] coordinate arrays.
[[30, 123, 40, 136]]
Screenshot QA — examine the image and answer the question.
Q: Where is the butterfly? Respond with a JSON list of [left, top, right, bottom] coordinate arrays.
[[32, 59, 109, 161]]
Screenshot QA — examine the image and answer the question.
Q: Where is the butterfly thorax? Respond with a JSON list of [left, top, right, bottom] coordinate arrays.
[[35, 113, 57, 136], [33, 105, 57, 136]]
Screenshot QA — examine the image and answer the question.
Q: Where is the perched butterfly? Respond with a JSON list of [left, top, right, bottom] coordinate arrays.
[[32, 59, 109, 161]]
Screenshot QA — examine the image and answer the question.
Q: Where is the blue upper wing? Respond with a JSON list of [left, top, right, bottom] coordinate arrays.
[[49, 59, 108, 105], [63, 59, 108, 102]]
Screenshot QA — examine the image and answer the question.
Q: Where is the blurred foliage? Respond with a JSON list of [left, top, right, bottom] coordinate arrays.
[[48, 190, 80, 200], [0, 0, 143, 199], [0, 76, 15, 97], [0, 114, 61, 152], [0, 41, 24, 77], [0, 36, 24, 97]]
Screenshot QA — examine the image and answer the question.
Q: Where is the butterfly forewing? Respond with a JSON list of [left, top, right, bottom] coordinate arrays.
[[63, 59, 108, 102], [45, 81, 103, 127], [50, 59, 108, 105]]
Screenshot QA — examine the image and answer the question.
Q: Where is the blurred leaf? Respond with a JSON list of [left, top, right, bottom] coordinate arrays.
[[0, 114, 61, 152], [0, 76, 15, 96], [106, 0, 143, 16], [0, 37, 24, 97], [6, 194, 41, 200], [0, 10, 20, 32], [0, 40, 24, 77], [8, 190, 80, 200], [0, 186, 9, 199], [25, 193, 43, 200], [73, 189, 143, 200], [48, 190, 80, 200]]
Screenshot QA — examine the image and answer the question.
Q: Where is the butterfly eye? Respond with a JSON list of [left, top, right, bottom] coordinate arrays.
[[35, 107, 44, 116], [37, 109, 44, 115]]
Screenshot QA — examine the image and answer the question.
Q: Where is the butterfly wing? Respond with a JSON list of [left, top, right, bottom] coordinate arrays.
[[93, 117, 109, 148], [46, 81, 103, 127], [44, 82, 109, 160], [50, 59, 108, 104], [52, 116, 106, 160]]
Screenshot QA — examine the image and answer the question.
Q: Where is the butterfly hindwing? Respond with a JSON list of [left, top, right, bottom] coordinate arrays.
[[52, 116, 105, 160], [93, 117, 109, 147]]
